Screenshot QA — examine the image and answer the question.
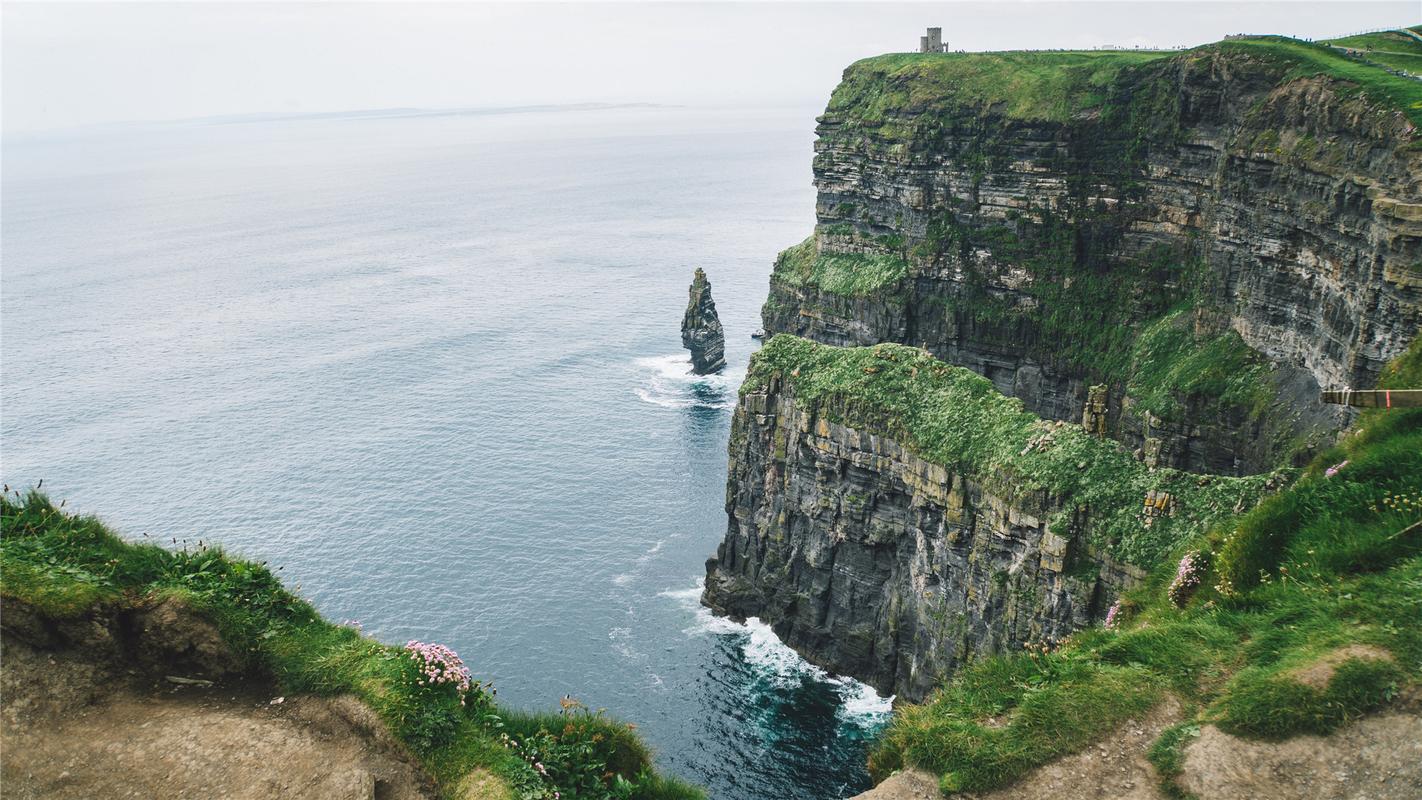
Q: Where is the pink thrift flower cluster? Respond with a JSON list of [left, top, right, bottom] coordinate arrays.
[[1167, 551, 1206, 607], [1324, 460, 1349, 478], [1103, 599, 1122, 630], [404, 640, 472, 696]]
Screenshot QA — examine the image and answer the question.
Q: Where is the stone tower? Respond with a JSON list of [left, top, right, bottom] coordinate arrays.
[[919, 27, 947, 53]]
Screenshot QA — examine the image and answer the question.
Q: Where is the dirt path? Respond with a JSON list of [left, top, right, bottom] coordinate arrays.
[[853, 693, 1422, 800], [1, 635, 436, 800]]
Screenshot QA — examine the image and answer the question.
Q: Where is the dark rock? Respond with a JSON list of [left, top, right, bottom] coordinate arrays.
[[682, 268, 726, 374], [763, 50, 1421, 475], [702, 377, 1146, 702]]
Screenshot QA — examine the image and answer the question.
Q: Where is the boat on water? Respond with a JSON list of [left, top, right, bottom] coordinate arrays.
[[751, 329, 767, 340]]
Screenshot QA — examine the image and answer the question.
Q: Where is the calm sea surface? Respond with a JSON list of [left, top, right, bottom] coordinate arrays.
[[1, 106, 889, 799]]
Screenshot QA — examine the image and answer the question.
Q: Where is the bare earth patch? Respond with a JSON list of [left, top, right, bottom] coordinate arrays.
[[853, 698, 1183, 800], [849, 768, 941, 800], [957, 697, 1183, 800], [1288, 644, 1394, 690], [1180, 712, 1422, 800], [1, 633, 436, 800]]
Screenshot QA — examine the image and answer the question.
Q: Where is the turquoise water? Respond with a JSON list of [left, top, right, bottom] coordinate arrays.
[[1, 106, 889, 799]]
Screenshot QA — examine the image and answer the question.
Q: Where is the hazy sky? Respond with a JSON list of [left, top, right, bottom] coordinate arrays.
[[3, 1, 1416, 133]]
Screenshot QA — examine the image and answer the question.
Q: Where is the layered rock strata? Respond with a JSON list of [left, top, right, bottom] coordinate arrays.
[[763, 45, 1422, 474], [702, 339, 1276, 701], [682, 267, 726, 374]]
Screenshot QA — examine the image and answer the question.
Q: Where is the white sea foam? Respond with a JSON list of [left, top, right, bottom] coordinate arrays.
[[612, 573, 633, 586], [831, 677, 895, 727], [636, 539, 665, 563], [633, 354, 742, 410], [659, 578, 894, 725], [608, 626, 643, 661]]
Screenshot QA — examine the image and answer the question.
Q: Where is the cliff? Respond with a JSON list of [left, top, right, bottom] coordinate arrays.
[[702, 336, 1281, 701], [858, 335, 1422, 797], [763, 38, 1422, 475], [0, 492, 704, 800], [706, 32, 1422, 797], [682, 267, 727, 374]]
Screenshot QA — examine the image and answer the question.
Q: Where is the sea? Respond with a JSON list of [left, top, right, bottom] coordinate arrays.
[[0, 104, 890, 799]]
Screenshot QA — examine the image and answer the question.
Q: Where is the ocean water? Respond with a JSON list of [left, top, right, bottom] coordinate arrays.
[[1, 105, 890, 799]]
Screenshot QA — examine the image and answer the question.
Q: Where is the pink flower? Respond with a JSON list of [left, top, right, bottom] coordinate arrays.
[[403, 640, 473, 694], [1103, 599, 1121, 630], [1324, 460, 1349, 478], [1167, 551, 1206, 607]]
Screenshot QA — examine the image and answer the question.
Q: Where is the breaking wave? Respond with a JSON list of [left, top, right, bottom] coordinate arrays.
[[633, 354, 741, 410], [659, 579, 894, 728]]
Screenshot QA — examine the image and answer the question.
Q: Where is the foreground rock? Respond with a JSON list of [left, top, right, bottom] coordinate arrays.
[[681, 267, 726, 374], [0, 598, 437, 800], [851, 700, 1422, 800]]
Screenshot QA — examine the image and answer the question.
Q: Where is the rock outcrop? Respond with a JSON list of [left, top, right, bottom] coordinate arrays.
[[682, 267, 726, 374], [702, 374, 1132, 700], [701, 338, 1276, 702], [847, 701, 1422, 800], [763, 45, 1422, 475], [0, 597, 437, 800]]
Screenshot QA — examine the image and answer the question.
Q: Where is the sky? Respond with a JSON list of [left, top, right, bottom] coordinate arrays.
[[3, 1, 1417, 134]]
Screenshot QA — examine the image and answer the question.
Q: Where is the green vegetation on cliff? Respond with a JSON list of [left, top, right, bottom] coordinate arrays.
[[831, 32, 1422, 130], [867, 336, 1422, 795], [772, 234, 909, 297], [1219, 36, 1422, 126], [1125, 310, 1274, 424], [746, 334, 1286, 567], [829, 50, 1171, 124], [0, 498, 703, 800]]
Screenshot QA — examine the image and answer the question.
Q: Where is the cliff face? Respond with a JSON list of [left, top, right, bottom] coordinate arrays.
[[708, 40, 1421, 703], [764, 44, 1422, 475], [702, 377, 1132, 700], [702, 338, 1278, 702], [683, 267, 727, 374]]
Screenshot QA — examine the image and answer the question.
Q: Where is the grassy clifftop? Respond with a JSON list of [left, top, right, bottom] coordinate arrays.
[[831, 31, 1422, 128], [0, 497, 703, 800], [745, 334, 1285, 568], [828, 49, 1170, 124], [865, 335, 1422, 795]]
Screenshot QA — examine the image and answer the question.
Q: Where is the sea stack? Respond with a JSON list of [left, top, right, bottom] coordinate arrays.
[[681, 268, 726, 374]]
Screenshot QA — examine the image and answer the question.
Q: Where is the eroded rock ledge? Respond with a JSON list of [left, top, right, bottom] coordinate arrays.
[[0, 597, 437, 800]]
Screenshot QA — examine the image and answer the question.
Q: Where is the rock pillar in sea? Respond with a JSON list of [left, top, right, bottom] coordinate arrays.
[[681, 268, 726, 374]]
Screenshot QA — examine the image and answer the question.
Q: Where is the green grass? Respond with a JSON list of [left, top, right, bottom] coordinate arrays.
[[1219, 36, 1422, 127], [828, 33, 1422, 132], [1146, 721, 1201, 798], [829, 50, 1172, 124], [1321, 30, 1422, 56], [746, 335, 1287, 567], [869, 653, 1163, 793], [0, 496, 704, 800], [771, 234, 909, 297], [1125, 311, 1273, 423], [867, 336, 1422, 795], [1319, 28, 1422, 75]]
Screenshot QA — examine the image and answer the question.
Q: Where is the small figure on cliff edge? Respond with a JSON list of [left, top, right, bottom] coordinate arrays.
[[681, 267, 726, 375]]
